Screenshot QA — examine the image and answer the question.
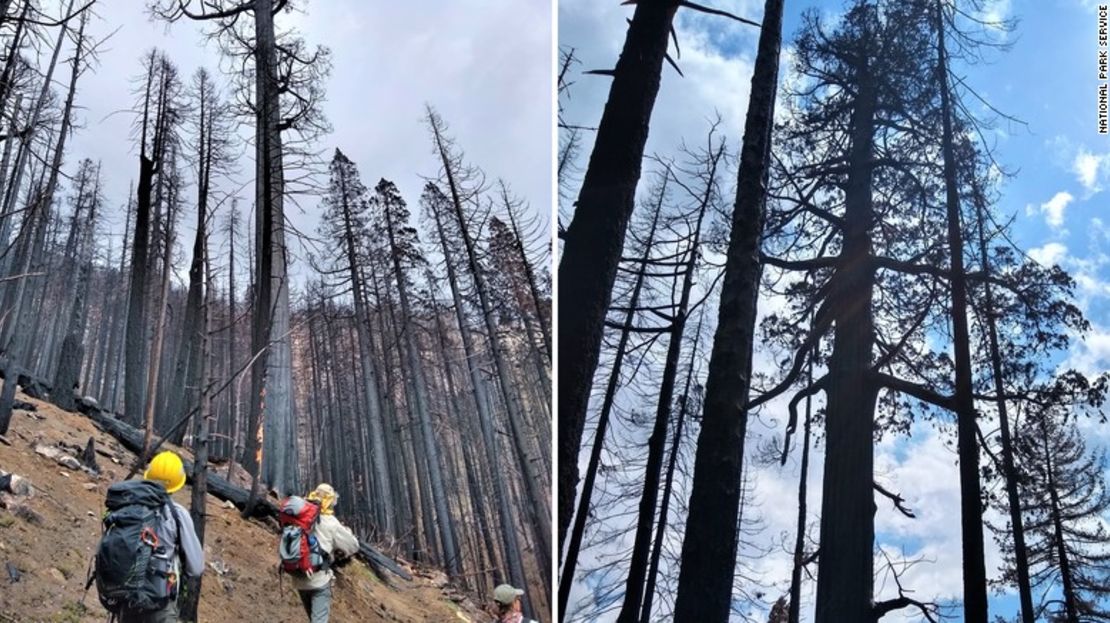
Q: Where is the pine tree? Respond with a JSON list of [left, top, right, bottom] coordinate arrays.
[[1008, 409, 1110, 622]]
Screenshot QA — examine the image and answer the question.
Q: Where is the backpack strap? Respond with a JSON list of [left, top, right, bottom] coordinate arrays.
[[165, 502, 189, 577]]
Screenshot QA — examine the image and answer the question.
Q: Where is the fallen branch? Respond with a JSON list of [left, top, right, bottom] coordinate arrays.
[[75, 400, 412, 582]]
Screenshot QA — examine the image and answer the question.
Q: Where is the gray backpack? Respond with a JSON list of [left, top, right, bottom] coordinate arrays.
[[88, 481, 182, 613]]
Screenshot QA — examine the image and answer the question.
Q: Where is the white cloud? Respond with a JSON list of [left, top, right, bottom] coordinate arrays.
[[1072, 148, 1110, 194], [1028, 241, 1068, 266], [1029, 191, 1073, 228], [978, 0, 1013, 32], [1063, 323, 1110, 376]]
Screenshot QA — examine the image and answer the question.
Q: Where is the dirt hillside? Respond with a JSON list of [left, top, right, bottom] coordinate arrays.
[[0, 390, 492, 623]]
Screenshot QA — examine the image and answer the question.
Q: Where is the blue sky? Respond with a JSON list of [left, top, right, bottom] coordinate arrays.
[[560, 0, 1110, 621]]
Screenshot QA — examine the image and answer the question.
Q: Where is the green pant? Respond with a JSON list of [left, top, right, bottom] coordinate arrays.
[[117, 601, 179, 622], [298, 584, 333, 623]]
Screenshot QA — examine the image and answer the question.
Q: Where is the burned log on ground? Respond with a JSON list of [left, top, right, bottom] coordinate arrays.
[[73, 399, 411, 582]]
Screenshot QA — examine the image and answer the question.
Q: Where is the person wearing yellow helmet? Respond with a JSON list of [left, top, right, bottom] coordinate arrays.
[[114, 451, 204, 622], [290, 483, 359, 623]]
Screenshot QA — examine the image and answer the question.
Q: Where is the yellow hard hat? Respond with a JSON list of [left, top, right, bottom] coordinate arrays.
[[307, 483, 337, 514], [144, 451, 186, 494]]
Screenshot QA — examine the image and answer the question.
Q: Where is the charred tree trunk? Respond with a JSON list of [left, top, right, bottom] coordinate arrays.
[[970, 179, 1034, 622], [141, 163, 179, 456], [380, 189, 461, 577], [558, 190, 662, 619], [430, 121, 551, 591], [333, 155, 394, 535], [181, 200, 211, 623], [813, 35, 878, 623], [428, 190, 531, 611], [673, 0, 783, 618], [787, 361, 814, 623], [1041, 422, 1079, 623], [245, 0, 296, 507], [617, 153, 714, 623], [53, 163, 100, 411], [0, 3, 78, 434], [640, 315, 702, 623], [126, 56, 168, 428], [557, 0, 675, 552], [935, 4, 987, 620]]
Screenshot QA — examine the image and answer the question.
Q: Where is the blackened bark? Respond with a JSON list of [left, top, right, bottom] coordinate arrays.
[[970, 180, 1033, 623], [673, 0, 783, 618], [0, 3, 77, 434], [380, 184, 461, 577], [53, 163, 100, 412], [125, 58, 162, 427], [181, 200, 211, 623], [428, 190, 531, 608], [558, 188, 663, 620], [640, 316, 701, 623], [557, 0, 675, 552], [813, 30, 878, 623], [617, 151, 715, 623], [935, 4, 987, 620], [429, 119, 552, 594], [1042, 423, 1078, 623], [245, 0, 296, 506], [787, 360, 813, 623]]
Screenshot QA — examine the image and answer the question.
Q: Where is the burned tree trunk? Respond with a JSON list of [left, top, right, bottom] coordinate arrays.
[[934, 4, 987, 620], [673, 0, 784, 618], [557, 0, 676, 551], [53, 161, 101, 411], [558, 179, 664, 619]]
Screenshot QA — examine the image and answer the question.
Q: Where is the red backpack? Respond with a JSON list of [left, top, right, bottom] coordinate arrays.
[[277, 496, 327, 575]]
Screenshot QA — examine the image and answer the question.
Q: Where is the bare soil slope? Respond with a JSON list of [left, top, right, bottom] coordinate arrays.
[[0, 391, 489, 623]]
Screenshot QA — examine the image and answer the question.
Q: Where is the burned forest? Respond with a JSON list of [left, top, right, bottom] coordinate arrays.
[[0, 1, 552, 621], [558, 0, 1110, 622]]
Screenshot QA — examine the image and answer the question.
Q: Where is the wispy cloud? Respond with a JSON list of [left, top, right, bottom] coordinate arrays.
[[1026, 191, 1073, 229]]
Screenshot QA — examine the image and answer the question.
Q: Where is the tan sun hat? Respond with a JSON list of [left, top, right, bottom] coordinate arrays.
[[493, 584, 524, 605]]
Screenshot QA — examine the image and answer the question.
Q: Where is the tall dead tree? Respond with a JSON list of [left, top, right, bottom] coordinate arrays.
[[152, 0, 331, 498], [374, 177, 461, 578], [426, 108, 552, 595], [52, 159, 102, 411], [933, 1, 986, 618], [617, 134, 722, 623], [167, 67, 232, 445], [181, 168, 214, 623], [0, 1, 82, 434], [141, 146, 182, 456], [125, 50, 181, 428], [558, 170, 665, 619], [422, 182, 534, 614], [672, 0, 783, 618], [557, 0, 758, 552], [316, 149, 394, 535]]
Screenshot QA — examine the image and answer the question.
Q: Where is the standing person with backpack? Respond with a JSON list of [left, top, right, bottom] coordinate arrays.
[[492, 584, 539, 623], [279, 483, 359, 623], [90, 451, 205, 622]]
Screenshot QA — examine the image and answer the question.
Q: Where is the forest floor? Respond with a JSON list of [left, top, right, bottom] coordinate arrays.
[[0, 390, 492, 623]]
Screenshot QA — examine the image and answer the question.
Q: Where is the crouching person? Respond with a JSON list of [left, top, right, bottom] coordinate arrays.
[[279, 483, 359, 623], [90, 451, 205, 622]]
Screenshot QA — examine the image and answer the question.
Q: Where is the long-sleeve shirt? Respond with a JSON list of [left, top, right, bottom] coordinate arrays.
[[291, 514, 360, 591], [155, 501, 205, 579]]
